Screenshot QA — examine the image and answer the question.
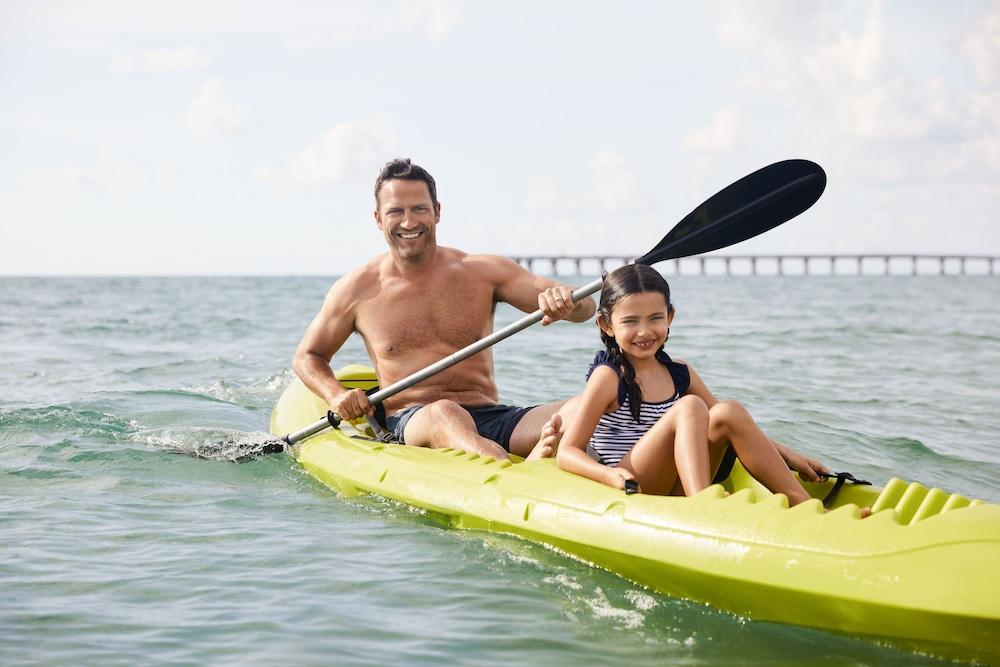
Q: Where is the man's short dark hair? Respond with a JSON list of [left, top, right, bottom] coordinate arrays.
[[374, 158, 438, 207]]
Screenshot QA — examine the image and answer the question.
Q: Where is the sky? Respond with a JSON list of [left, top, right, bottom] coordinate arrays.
[[2, 1, 998, 275]]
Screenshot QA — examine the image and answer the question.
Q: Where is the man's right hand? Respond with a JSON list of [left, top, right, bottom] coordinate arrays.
[[330, 388, 372, 421]]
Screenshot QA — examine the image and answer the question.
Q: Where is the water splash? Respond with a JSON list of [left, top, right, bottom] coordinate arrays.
[[143, 428, 286, 463]]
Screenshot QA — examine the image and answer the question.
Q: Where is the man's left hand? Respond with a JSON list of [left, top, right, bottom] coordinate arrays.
[[539, 285, 576, 325]]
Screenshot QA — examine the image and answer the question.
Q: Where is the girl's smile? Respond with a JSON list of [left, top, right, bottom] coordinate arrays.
[[601, 291, 674, 361]]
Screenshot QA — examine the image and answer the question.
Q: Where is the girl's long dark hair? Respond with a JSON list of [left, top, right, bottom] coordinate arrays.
[[598, 264, 674, 422]]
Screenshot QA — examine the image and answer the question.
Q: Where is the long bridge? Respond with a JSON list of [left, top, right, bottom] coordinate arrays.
[[510, 254, 999, 277]]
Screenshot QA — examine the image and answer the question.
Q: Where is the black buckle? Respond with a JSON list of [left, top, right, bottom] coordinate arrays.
[[819, 471, 871, 507]]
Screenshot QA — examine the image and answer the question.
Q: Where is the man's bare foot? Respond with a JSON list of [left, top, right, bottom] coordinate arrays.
[[525, 414, 562, 460]]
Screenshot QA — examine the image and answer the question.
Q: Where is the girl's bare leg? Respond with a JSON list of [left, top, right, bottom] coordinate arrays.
[[618, 395, 711, 496], [708, 400, 811, 505]]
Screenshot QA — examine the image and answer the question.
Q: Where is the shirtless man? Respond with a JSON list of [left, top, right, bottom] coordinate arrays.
[[293, 158, 595, 460]]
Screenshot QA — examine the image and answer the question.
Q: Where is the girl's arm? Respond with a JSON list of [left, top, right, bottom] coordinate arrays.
[[556, 366, 635, 490], [772, 442, 829, 482], [684, 362, 829, 482], [683, 363, 719, 408]]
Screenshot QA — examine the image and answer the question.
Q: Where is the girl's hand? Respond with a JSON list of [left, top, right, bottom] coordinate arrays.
[[783, 449, 829, 483], [608, 467, 638, 491]]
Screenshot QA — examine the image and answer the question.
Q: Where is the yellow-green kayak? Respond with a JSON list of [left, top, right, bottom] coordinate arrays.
[[271, 365, 1000, 663]]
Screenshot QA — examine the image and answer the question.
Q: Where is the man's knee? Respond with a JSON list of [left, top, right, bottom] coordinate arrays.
[[421, 399, 469, 423], [403, 400, 474, 445]]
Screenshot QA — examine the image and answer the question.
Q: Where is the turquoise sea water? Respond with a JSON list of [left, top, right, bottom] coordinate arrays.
[[2, 275, 999, 666]]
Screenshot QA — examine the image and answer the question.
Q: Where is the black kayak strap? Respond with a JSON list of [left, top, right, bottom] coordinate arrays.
[[820, 471, 871, 508], [711, 447, 870, 508]]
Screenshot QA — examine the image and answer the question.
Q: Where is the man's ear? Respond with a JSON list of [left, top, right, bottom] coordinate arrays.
[[434, 202, 442, 223], [374, 209, 383, 230]]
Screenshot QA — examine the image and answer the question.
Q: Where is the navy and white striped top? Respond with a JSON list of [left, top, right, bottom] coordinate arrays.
[[585, 349, 691, 466]]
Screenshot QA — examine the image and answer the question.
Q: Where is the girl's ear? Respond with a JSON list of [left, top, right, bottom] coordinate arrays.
[[667, 307, 676, 328], [597, 314, 614, 338]]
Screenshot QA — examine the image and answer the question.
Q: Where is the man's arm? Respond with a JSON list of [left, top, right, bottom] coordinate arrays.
[[292, 276, 371, 421], [488, 256, 596, 324]]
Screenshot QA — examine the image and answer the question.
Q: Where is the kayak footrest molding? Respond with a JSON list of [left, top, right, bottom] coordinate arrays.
[[870, 478, 984, 525]]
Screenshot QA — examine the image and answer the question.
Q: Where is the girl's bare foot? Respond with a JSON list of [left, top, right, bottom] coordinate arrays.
[[526, 414, 562, 460]]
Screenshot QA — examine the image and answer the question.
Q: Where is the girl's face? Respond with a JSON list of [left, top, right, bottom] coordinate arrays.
[[599, 291, 674, 361]]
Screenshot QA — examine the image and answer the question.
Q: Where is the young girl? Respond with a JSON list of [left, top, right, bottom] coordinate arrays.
[[555, 263, 817, 504]]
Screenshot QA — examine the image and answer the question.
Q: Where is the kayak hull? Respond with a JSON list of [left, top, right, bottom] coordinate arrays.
[[272, 368, 1000, 663]]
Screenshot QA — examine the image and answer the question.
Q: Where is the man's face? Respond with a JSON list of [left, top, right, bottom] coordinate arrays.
[[374, 179, 440, 261]]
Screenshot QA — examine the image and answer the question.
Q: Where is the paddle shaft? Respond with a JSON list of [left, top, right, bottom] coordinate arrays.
[[283, 277, 604, 446]]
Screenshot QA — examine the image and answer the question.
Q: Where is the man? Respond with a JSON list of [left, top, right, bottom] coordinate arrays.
[[293, 158, 594, 460]]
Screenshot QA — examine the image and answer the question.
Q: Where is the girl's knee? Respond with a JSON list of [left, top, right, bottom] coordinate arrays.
[[709, 399, 749, 427], [674, 394, 709, 419]]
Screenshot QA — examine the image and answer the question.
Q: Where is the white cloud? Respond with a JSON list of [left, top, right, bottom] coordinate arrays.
[[682, 107, 741, 154], [588, 150, 647, 212], [801, 2, 929, 141], [287, 117, 396, 185], [401, 0, 459, 40], [284, 2, 459, 50], [4, 1, 461, 51], [110, 46, 206, 74], [187, 78, 246, 136], [957, 1, 1000, 85], [28, 152, 141, 190]]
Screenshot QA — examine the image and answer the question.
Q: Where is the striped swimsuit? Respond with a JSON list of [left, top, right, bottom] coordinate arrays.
[[585, 350, 691, 467]]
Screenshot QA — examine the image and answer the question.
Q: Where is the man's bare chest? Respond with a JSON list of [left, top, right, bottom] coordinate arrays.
[[355, 278, 496, 356]]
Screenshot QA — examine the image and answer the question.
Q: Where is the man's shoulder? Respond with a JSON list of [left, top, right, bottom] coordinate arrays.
[[455, 249, 520, 275], [329, 254, 387, 295]]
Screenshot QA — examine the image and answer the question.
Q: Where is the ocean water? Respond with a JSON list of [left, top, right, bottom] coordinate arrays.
[[2, 275, 999, 666]]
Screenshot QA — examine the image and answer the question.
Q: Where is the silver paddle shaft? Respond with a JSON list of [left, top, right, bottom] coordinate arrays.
[[284, 277, 604, 446]]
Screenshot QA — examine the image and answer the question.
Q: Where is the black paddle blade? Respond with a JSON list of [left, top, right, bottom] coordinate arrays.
[[635, 159, 826, 265]]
